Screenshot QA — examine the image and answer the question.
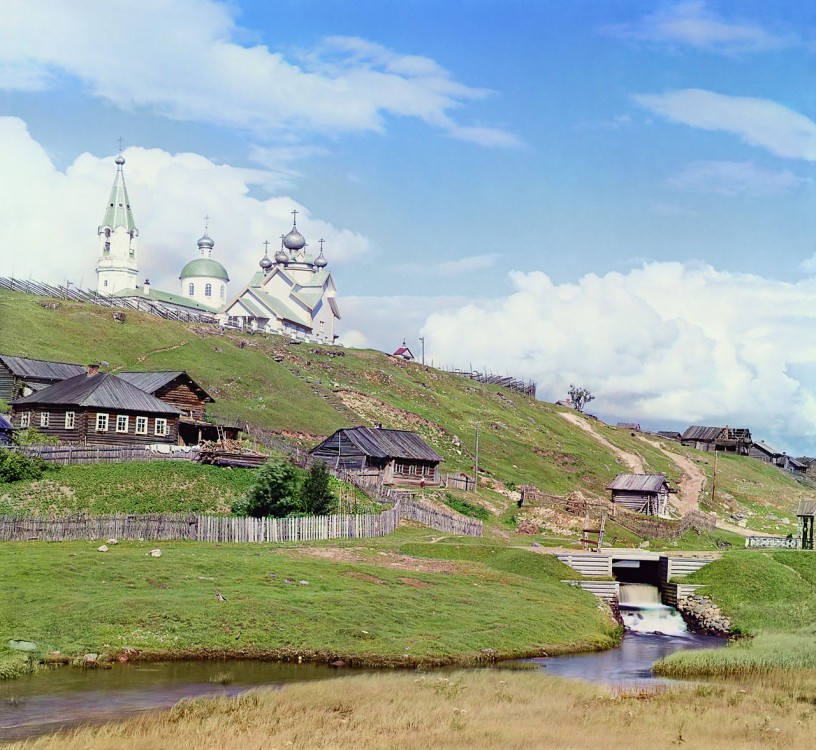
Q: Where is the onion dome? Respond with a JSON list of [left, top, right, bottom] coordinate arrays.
[[259, 253, 273, 270], [275, 247, 288, 263], [314, 250, 328, 268], [115, 154, 125, 166], [283, 225, 306, 252], [180, 258, 230, 281], [197, 232, 215, 251]]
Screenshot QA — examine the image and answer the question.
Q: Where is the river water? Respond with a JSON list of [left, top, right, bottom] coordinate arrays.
[[1, 585, 725, 741]]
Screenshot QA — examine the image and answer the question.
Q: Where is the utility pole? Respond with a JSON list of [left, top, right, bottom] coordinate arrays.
[[474, 422, 480, 494], [419, 336, 425, 366], [711, 450, 718, 504]]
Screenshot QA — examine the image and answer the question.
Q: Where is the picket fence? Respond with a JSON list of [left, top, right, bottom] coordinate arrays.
[[9, 443, 197, 465], [0, 506, 402, 543]]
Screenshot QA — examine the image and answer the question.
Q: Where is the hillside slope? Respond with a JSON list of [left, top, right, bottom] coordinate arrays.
[[0, 289, 809, 528]]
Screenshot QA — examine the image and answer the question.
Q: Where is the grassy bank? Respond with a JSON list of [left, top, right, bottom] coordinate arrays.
[[0, 534, 619, 677], [657, 550, 816, 678], [8, 669, 816, 750], [0, 462, 256, 516]]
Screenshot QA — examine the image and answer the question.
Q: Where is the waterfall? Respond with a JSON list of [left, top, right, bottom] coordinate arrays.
[[618, 584, 687, 635]]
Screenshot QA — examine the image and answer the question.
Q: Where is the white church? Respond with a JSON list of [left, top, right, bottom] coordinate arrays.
[[94, 152, 340, 343]]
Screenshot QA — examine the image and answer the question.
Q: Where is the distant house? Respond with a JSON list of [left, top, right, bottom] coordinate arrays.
[[681, 425, 752, 455], [0, 354, 85, 402], [749, 442, 806, 473], [616, 422, 641, 432], [656, 431, 682, 442], [391, 341, 414, 361], [310, 426, 443, 486], [606, 474, 671, 516], [119, 370, 239, 444], [10, 366, 181, 445]]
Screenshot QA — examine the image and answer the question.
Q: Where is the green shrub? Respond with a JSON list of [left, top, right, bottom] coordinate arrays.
[[13, 427, 60, 446], [442, 492, 491, 520], [300, 461, 336, 515], [0, 449, 46, 483], [237, 455, 302, 518]]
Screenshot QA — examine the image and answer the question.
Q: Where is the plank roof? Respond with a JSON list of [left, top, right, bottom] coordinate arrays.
[[0, 354, 85, 381], [118, 371, 214, 402], [606, 474, 669, 493], [797, 500, 816, 517], [11, 373, 181, 414], [681, 425, 724, 441], [332, 427, 443, 462]]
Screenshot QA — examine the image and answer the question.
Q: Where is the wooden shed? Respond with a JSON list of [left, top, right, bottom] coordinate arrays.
[[310, 427, 443, 486], [606, 474, 672, 516], [10, 368, 181, 446], [118, 370, 238, 444], [797, 500, 816, 550], [0, 354, 85, 402], [681, 425, 752, 455]]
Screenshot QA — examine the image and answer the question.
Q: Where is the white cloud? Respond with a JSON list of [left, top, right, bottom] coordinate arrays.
[[605, 1, 795, 54], [0, 1, 516, 147], [634, 89, 816, 160], [0, 117, 368, 291], [416, 262, 816, 453], [397, 254, 501, 275], [667, 160, 810, 195]]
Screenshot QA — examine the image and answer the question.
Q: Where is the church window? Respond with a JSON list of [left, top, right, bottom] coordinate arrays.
[[188, 283, 195, 296], [40, 412, 49, 428], [319, 320, 325, 332], [96, 413, 109, 432], [20, 412, 30, 428], [220, 285, 225, 299], [104, 280, 109, 287], [104, 242, 110, 254], [205, 283, 212, 297], [116, 415, 129, 433], [65, 412, 75, 429], [105, 228, 110, 238]]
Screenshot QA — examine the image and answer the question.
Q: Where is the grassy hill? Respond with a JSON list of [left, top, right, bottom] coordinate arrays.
[[0, 289, 810, 531]]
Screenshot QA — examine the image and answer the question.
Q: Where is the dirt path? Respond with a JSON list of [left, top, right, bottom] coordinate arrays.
[[558, 411, 646, 474], [635, 435, 705, 514]]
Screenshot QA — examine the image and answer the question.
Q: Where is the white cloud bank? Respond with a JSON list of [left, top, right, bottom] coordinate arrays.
[[606, 1, 796, 54], [634, 89, 816, 161], [418, 263, 816, 453], [0, 117, 369, 290], [0, 0, 516, 147]]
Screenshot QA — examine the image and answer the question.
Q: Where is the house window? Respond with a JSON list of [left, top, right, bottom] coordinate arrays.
[[20, 412, 30, 428], [188, 283, 194, 296], [40, 412, 49, 428], [116, 415, 129, 433], [155, 418, 168, 436], [65, 412, 75, 429], [135, 416, 148, 434], [205, 283, 212, 297], [96, 413, 109, 431]]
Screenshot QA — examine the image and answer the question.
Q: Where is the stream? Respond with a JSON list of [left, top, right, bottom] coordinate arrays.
[[1, 584, 726, 741]]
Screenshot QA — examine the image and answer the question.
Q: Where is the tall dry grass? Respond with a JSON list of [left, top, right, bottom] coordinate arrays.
[[10, 670, 816, 750]]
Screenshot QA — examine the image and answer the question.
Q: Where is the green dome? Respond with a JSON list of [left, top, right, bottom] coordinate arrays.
[[179, 258, 229, 282]]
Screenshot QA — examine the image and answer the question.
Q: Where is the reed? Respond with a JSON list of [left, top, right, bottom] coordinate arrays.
[[7, 670, 816, 750]]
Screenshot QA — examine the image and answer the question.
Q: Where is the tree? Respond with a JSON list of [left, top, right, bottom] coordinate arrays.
[[238, 455, 301, 518], [300, 461, 336, 515], [568, 384, 595, 413]]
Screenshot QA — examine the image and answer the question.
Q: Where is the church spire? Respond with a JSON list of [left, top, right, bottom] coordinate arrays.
[[101, 146, 136, 232]]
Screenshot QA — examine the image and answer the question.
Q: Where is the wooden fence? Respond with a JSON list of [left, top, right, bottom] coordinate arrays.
[[442, 473, 476, 492], [9, 443, 198, 465], [745, 535, 799, 549], [0, 507, 402, 543], [398, 498, 483, 537]]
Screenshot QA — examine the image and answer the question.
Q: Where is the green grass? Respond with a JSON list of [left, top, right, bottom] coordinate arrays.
[[0, 462, 255, 515], [0, 539, 619, 677], [656, 550, 816, 677]]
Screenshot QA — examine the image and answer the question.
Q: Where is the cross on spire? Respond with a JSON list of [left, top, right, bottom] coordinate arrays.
[[263, 240, 270, 254], [291, 209, 298, 226], [319, 238, 325, 251], [203, 214, 210, 232], [117, 136, 125, 153]]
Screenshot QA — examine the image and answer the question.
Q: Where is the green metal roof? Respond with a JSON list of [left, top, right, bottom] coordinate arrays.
[[179, 258, 230, 281], [114, 287, 221, 313], [101, 164, 136, 231]]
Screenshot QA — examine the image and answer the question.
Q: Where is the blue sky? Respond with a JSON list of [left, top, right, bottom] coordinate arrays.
[[3, 1, 816, 452]]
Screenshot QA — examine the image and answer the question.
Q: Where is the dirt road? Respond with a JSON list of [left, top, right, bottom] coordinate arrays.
[[558, 411, 646, 474]]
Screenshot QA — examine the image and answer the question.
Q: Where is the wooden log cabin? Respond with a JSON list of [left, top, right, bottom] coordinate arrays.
[[0, 354, 85, 401], [606, 474, 672, 516], [10, 365, 181, 445], [310, 427, 443, 486], [681, 425, 752, 454], [118, 371, 239, 444]]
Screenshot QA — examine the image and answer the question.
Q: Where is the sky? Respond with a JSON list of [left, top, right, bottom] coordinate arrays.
[[2, 0, 816, 453]]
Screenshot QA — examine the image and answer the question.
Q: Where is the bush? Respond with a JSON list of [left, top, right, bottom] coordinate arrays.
[[0, 449, 46, 483], [442, 492, 491, 520], [13, 428, 60, 446], [300, 461, 336, 515], [237, 455, 302, 518]]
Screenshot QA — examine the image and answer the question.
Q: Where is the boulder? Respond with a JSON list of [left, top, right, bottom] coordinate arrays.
[[97, 545, 109, 552], [149, 549, 162, 557]]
